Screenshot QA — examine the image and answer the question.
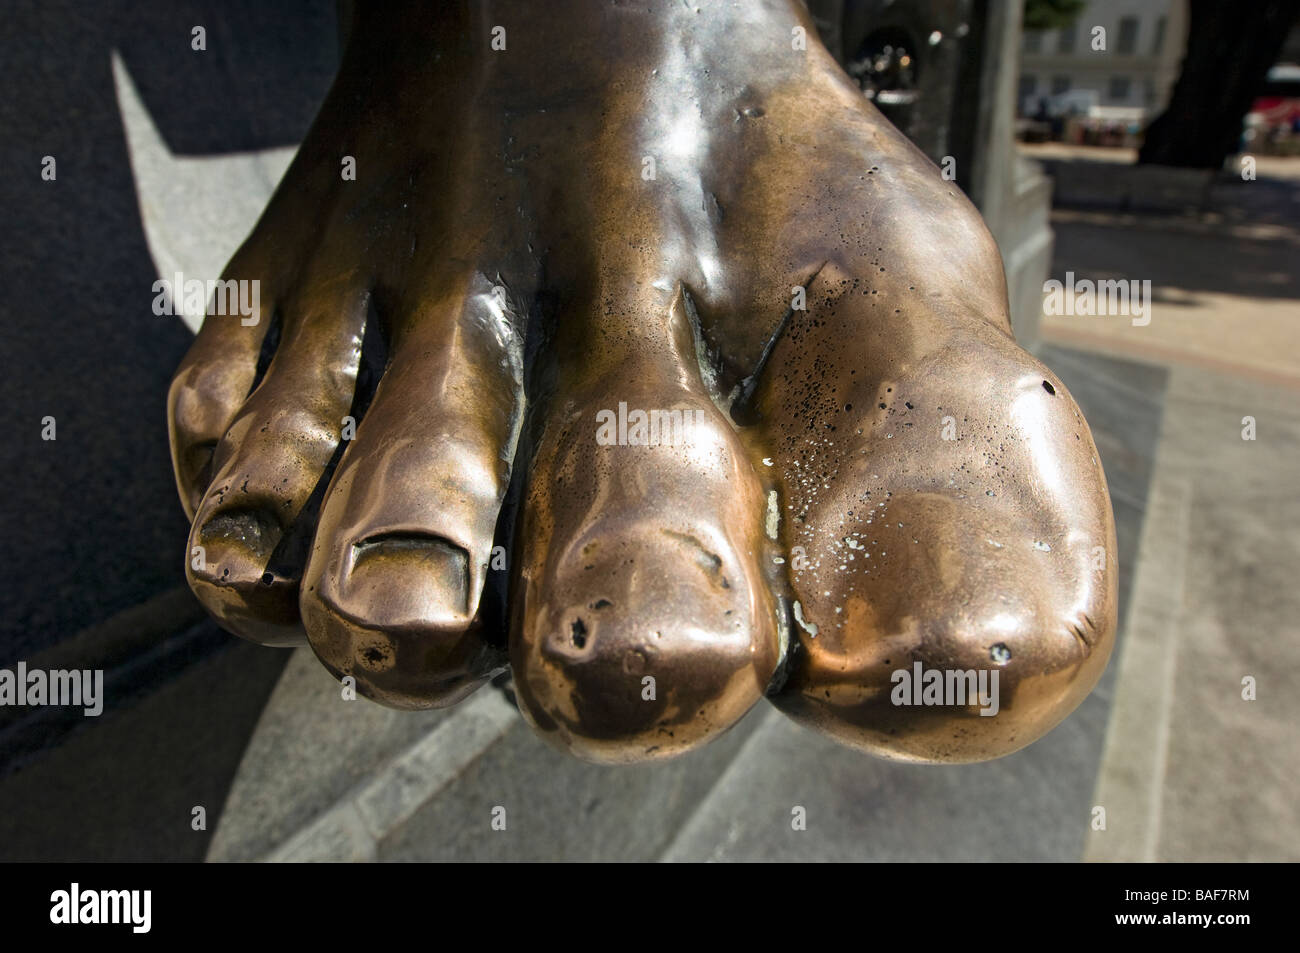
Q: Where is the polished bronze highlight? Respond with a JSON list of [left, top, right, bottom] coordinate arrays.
[[168, 0, 1116, 763]]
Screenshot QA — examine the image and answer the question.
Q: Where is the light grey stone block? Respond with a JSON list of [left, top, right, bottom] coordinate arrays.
[[376, 705, 769, 862], [207, 648, 459, 862]]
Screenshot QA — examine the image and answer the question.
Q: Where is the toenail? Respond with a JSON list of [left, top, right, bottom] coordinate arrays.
[[335, 532, 472, 622], [198, 506, 283, 558]]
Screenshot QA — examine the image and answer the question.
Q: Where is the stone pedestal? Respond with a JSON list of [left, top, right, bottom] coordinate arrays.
[[813, 0, 1054, 345], [969, 1, 1053, 347]]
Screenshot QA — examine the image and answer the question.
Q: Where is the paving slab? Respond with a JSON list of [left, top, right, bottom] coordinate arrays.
[[1087, 366, 1300, 862], [376, 705, 768, 862]]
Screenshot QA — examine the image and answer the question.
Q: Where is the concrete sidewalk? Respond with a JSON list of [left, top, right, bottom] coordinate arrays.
[[1033, 147, 1300, 861]]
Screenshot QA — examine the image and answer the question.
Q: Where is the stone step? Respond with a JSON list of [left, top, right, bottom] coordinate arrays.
[[265, 689, 519, 862], [210, 647, 769, 861], [208, 648, 461, 861], [660, 697, 1113, 862], [372, 704, 769, 862]]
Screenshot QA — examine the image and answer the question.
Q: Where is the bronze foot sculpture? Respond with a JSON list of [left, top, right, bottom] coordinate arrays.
[[168, 0, 1116, 764]]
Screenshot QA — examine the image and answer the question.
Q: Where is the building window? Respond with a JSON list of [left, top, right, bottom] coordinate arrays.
[[1059, 23, 1077, 53], [1117, 17, 1139, 54], [1152, 17, 1167, 55], [1051, 75, 1072, 95], [1108, 76, 1131, 101], [1144, 78, 1157, 106], [1023, 30, 1043, 54]]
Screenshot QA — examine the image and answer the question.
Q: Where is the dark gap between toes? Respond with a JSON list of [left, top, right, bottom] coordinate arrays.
[[482, 284, 562, 652], [247, 305, 284, 397], [261, 296, 392, 586], [186, 439, 218, 491], [349, 292, 392, 423]]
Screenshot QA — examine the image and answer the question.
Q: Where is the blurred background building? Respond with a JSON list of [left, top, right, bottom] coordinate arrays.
[[1019, 0, 1186, 129]]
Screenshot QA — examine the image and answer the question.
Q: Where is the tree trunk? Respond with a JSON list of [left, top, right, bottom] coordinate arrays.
[[1139, 0, 1300, 168]]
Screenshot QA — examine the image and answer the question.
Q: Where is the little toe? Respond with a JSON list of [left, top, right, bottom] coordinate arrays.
[[167, 247, 278, 520]]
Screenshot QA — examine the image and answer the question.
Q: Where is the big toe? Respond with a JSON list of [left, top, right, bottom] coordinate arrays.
[[755, 278, 1116, 761]]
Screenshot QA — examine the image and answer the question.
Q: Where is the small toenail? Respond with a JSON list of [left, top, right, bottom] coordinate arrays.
[[1042, 380, 1056, 395], [199, 507, 283, 555]]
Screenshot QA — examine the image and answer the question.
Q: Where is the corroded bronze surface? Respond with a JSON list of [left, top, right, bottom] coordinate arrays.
[[168, 0, 1116, 763]]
